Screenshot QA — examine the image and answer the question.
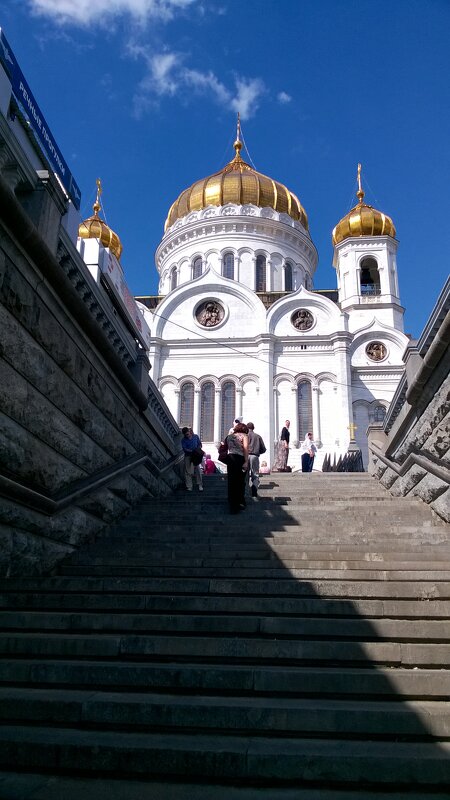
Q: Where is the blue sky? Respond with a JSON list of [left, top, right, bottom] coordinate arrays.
[[1, 0, 449, 337]]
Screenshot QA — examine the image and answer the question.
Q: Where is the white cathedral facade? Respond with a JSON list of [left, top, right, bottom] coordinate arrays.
[[78, 131, 408, 471]]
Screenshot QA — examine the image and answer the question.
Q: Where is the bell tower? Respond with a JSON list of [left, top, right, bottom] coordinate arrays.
[[332, 165, 404, 332]]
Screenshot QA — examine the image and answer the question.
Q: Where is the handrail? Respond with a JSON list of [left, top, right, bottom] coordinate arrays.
[[369, 442, 450, 486], [0, 450, 184, 517]]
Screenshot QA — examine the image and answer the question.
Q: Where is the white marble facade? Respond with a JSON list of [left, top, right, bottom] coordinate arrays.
[[137, 200, 408, 471]]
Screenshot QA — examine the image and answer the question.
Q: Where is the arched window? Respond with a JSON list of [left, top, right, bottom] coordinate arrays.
[[200, 382, 215, 442], [180, 382, 194, 427], [222, 252, 234, 280], [255, 254, 266, 292], [285, 262, 293, 291], [374, 405, 386, 422], [360, 257, 381, 296], [220, 381, 235, 440], [192, 257, 202, 279], [170, 267, 177, 291], [297, 380, 313, 441]]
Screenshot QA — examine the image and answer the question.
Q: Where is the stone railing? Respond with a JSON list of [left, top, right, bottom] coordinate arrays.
[[367, 277, 450, 522], [0, 105, 183, 576]]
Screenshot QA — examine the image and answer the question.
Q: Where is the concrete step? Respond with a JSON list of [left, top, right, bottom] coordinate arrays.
[[1, 726, 450, 784], [1, 688, 449, 737], [2, 592, 449, 617], [2, 575, 450, 598], [2, 632, 450, 665], [71, 545, 450, 562], [57, 564, 450, 580], [66, 556, 450, 572], [1, 611, 449, 641], [2, 773, 450, 800], [2, 660, 449, 699], [101, 529, 448, 544]]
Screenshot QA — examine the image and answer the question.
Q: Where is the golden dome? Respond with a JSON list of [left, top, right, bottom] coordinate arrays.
[[332, 164, 396, 246], [78, 179, 123, 260], [165, 123, 308, 231]]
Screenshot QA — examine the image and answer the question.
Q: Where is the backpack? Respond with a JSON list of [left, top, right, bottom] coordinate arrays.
[[258, 436, 266, 455]]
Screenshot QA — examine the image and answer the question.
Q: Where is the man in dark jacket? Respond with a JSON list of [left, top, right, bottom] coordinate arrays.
[[181, 427, 203, 492], [246, 422, 266, 497]]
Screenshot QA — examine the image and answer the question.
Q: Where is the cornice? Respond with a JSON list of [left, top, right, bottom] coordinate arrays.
[[155, 204, 318, 268]]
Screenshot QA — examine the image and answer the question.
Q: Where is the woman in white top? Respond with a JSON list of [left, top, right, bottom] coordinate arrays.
[[301, 432, 317, 473]]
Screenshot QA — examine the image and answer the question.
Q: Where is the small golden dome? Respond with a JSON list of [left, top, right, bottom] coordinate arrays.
[[332, 164, 396, 246], [165, 119, 308, 231], [78, 179, 123, 260]]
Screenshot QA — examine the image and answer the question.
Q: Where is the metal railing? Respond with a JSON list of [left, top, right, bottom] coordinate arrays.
[[322, 450, 364, 472]]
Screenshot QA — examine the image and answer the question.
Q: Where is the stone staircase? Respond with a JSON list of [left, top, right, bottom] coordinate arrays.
[[0, 473, 449, 798]]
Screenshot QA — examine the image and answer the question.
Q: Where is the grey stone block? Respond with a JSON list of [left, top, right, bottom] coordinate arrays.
[[370, 458, 387, 480], [431, 488, 450, 523], [0, 411, 85, 491], [379, 467, 398, 489], [397, 464, 428, 496], [0, 524, 72, 577], [423, 410, 450, 464], [411, 473, 449, 504]]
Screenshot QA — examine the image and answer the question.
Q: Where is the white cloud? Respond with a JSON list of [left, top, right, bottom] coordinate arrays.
[[277, 91, 292, 104], [28, 0, 266, 120], [230, 77, 265, 120], [149, 52, 182, 95], [27, 0, 197, 26], [129, 45, 266, 120], [183, 68, 230, 105]]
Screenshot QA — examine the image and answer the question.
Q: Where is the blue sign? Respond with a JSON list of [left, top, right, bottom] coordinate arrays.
[[0, 28, 81, 210]]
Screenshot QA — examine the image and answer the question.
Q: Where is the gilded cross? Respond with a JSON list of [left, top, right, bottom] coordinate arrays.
[[93, 178, 102, 216], [348, 422, 358, 439]]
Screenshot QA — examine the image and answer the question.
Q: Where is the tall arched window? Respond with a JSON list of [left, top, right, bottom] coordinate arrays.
[[192, 257, 202, 279], [200, 382, 215, 442], [220, 381, 235, 440], [297, 380, 313, 441], [285, 262, 293, 291], [374, 405, 386, 422], [360, 257, 380, 296], [180, 382, 194, 427], [222, 252, 234, 280], [170, 267, 177, 291], [255, 254, 266, 292]]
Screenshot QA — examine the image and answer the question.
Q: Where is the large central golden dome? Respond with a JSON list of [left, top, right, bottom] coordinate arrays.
[[165, 136, 308, 231]]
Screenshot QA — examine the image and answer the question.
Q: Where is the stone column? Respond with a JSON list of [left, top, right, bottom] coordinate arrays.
[[174, 389, 181, 425], [312, 385, 321, 446], [266, 259, 272, 292], [257, 335, 275, 464], [214, 387, 221, 444], [333, 336, 353, 446], [290, 386, 299, 446], [236, 387, 243, 420], [193, 387, 201, 434]]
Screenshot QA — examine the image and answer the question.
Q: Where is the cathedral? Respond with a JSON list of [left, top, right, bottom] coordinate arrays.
[[78, 122, 408, 471]]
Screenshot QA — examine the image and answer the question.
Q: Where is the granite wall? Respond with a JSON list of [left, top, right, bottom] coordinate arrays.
[[0, 126, 181, 576], [368, 279, 450, 523]]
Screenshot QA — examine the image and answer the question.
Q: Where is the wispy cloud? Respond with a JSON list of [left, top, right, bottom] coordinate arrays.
[[277, 91, 292, 104], [230, 78, 265, 120], [26, 1, 270, 121], [129, 45, 266, 119], [27, 0, 197, 26]]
